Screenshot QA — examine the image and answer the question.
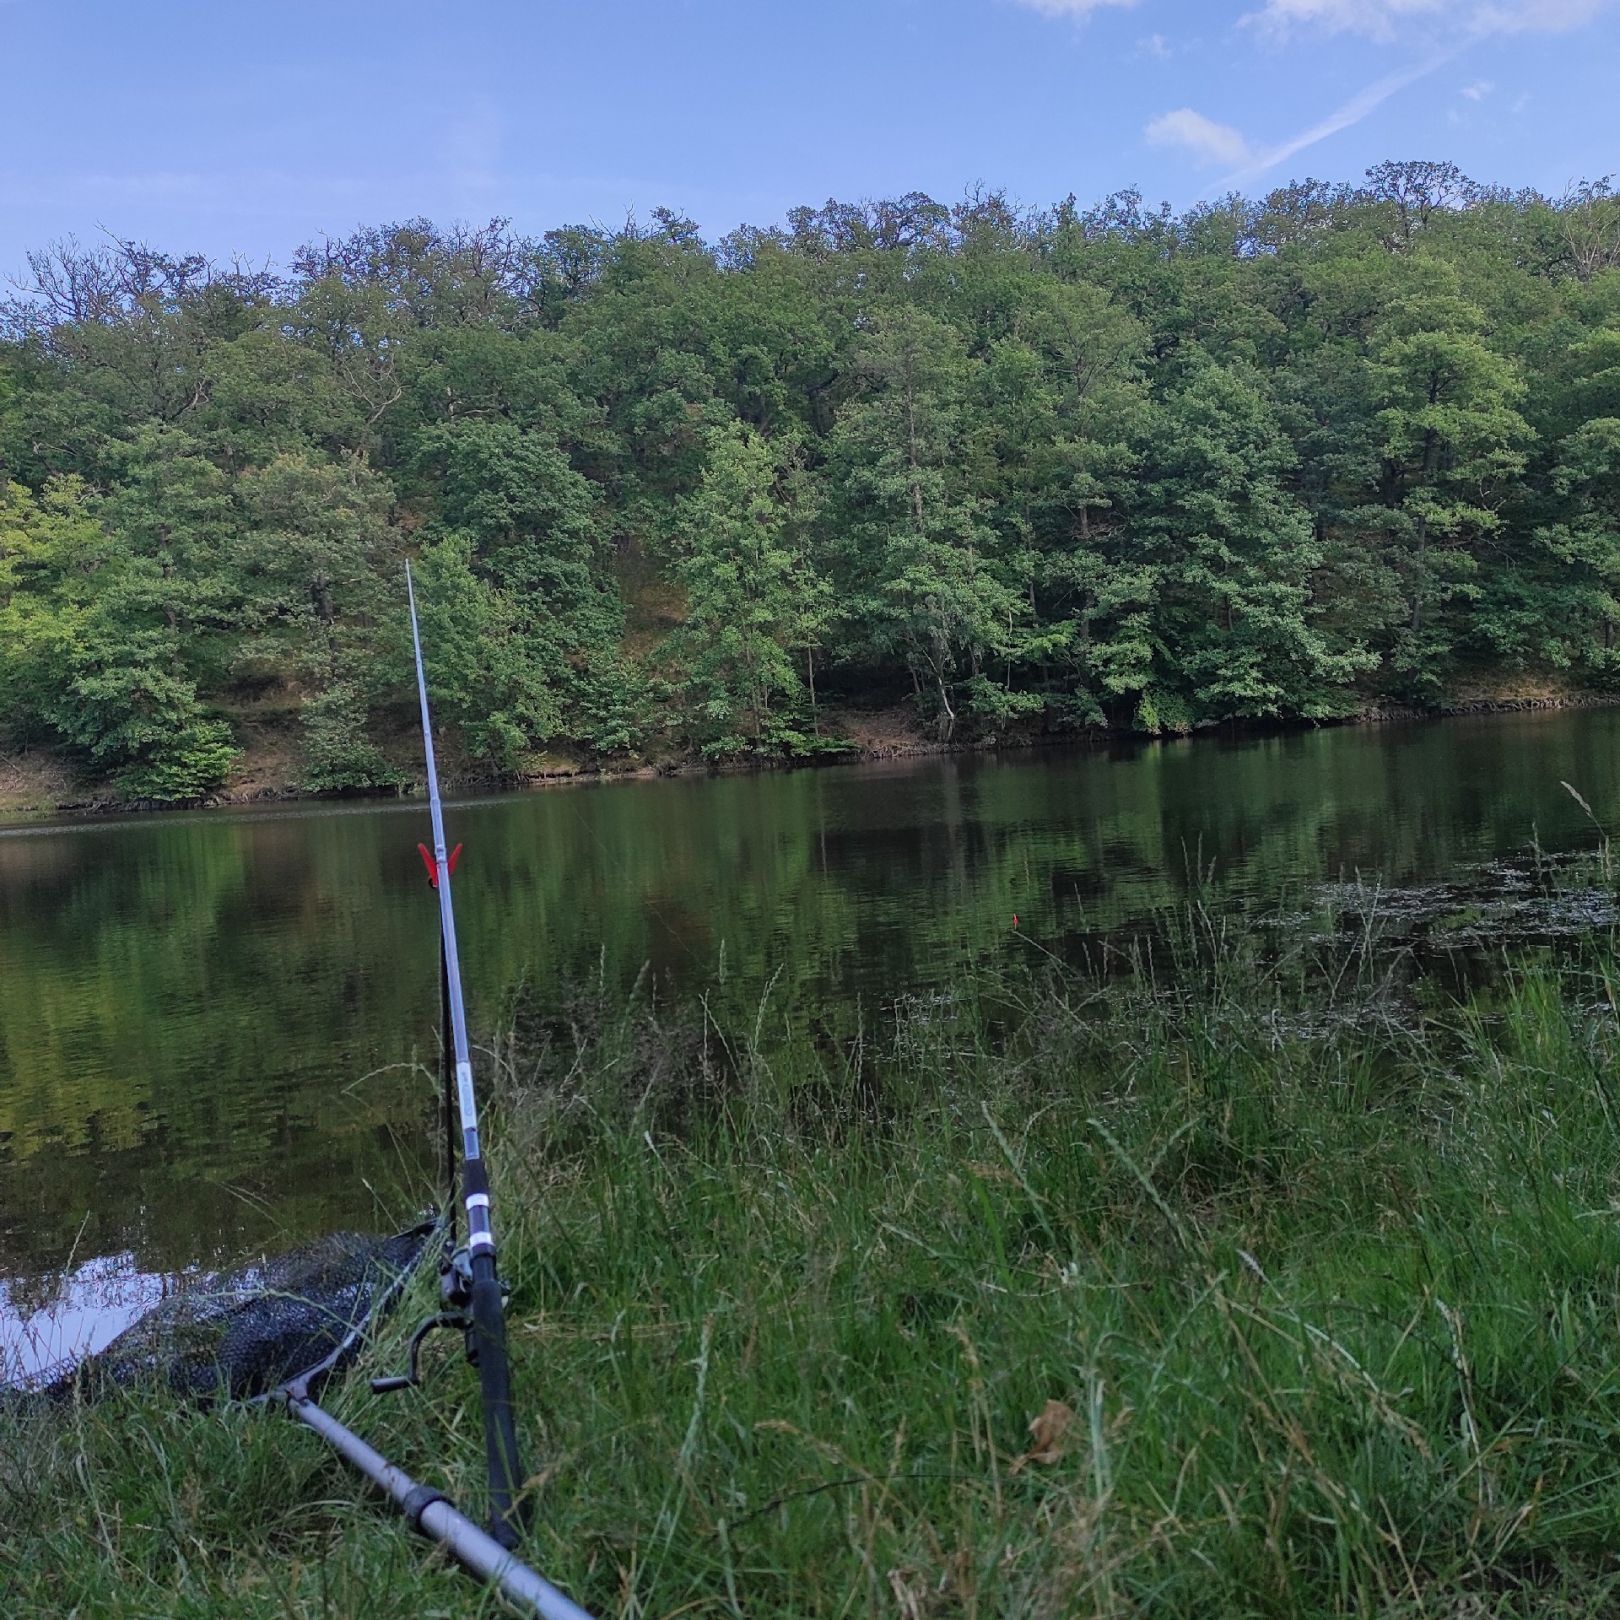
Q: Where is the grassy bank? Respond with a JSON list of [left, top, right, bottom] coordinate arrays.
[[10, 941, 1620, 1616]]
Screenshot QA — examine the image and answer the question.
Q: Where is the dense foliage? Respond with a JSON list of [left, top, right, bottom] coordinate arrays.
[[3, 162, 1619, 800]]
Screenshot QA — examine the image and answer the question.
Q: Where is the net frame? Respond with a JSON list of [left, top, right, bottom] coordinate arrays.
[[24, 1214, 445, 1406]]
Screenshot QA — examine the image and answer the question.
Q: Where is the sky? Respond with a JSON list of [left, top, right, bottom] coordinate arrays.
[[1, 0, 1617, 277]]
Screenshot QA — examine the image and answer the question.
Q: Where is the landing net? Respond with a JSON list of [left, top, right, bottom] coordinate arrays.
[[11, 1219, 438, 1405]]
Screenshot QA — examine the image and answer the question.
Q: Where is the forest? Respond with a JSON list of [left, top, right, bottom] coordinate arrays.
[[1, 160, 1618, 803]]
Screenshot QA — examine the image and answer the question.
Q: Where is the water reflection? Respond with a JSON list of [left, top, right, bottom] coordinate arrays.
[[2, 709, 1617, 1354]]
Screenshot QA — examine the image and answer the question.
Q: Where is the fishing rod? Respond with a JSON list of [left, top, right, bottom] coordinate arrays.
[[282, 566, 593, 1620], [398, 559, 527, 1541], [19, 566, 591, 1615]]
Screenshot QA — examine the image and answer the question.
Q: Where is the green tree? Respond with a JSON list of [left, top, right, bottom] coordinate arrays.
[[1013, 281, 1151, 726], [671, 422, 829, 754], [828, 306, 1023, 740], [7, 181, 1620, 790], [1129, 363, 1372, 728], [101, 425, 237, 677], [0, 477, 98, 738], [1364, 284, 1532, 693], [415, 417, 635, 760], [236, 453, 403, 791], [409, 532, 558, 773], [0, 476, 236, 801], [1535, 318, 1620, 667]]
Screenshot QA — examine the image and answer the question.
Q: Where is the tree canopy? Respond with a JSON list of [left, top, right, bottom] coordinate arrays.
[[3, 167, 1619, 801]]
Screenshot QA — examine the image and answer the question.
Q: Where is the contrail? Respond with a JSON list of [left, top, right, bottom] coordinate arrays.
[[1210, 47, 1462, 195]]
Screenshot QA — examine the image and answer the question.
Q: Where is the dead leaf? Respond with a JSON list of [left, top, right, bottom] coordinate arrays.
[[1010, 1398, 1076, 1473], [888, 1566, 925, 1620]]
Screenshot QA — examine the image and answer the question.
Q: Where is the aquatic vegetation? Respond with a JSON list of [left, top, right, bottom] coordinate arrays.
[[1300, 849, 1620, 950]]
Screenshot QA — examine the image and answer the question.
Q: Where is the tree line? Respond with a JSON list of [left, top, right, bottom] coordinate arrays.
[[1, 161, 1618, 801]]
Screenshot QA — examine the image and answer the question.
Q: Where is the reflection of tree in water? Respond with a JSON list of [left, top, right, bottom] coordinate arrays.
[[2, 708, 1618, 1285], [0, 811, 440, 1278]]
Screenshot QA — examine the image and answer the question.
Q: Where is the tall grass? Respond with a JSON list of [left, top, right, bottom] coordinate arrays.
[[10, 935, 1620, 1616]]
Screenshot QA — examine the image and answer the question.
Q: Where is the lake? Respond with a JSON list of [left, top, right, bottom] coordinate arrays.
[[4, 707, 1619, 1378]]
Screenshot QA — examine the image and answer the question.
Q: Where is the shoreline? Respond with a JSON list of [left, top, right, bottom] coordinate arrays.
[[4, 687, 1617, 822]]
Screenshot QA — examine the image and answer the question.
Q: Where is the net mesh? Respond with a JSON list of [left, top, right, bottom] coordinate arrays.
[[31, 1222, 437, 1404]]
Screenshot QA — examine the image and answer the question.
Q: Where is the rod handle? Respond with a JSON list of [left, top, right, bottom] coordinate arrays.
[[470, 1259, 528, 1546]]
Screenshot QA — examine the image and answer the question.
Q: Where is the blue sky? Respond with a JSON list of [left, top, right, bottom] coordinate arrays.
[[2, 0, 1616, 275]]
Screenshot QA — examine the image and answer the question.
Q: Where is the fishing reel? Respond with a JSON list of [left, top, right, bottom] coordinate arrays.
[[370, 1246, 512, 1395]]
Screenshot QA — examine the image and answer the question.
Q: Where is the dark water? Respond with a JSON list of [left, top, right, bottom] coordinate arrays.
[[4, 708, 1619, 1376]]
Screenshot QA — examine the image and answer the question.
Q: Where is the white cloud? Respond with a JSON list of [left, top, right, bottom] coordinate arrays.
[[1244, 0, 1443, 36], [1459, 77, 1494, 97], [1138, 31, 1173, 55], [1145, 108, 1254, 167], [1010, 0, 1140, 16], [1474, 0, 1610, 26], [1203, 48, 1457, 189], [1243, 0, 1609, 38], [1243, 0, 1439, 35]]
